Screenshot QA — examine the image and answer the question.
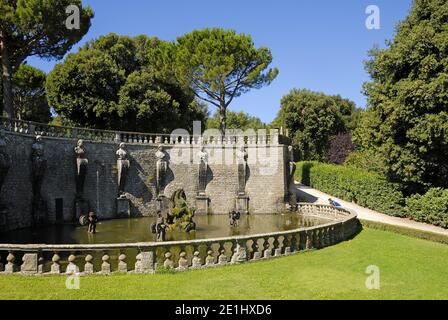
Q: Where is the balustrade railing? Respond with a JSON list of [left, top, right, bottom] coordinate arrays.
[[0, 204, 358, 276], [0, 117, 283, 146]]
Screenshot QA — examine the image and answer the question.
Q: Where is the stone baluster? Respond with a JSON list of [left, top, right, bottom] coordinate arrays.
[[263, 237, 271, 258], [273, 236, 281, 256], [328, 226, 335, 245], [230, 241, 237, 262], [191, 251, 202, 269], [315, 228, 322, 248], [218, 249, 227, 265], [321, 228, 327, 247], [251, 238, 261, 260], [218, 242, 225, 256], [5, 252, 17, 273], [84, 254, 94, 274], [310, 229, 318, 248], [176, 252, 188, 271], [66, 254, 79, 274], [290, 233, 298, 252], [118, 253, 127, 272], [38, 256, 44, 274], [205, 249, 215, 266], [231, 240, 247, 263], [305, 231, 313, 250], [0, 255, 4, 272], [51, 253, 61, 274], [326, 227, 332, 246], [283, 235, 291, 255], [164, 251, 174, 269], [101, 254, 111, 274], [335, 223, 343, 243]]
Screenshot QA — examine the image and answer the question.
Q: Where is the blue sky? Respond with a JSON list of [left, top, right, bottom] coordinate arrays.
[[28, 0, 413, 123]]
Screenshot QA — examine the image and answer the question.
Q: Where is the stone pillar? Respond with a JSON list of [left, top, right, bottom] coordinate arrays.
[[20, 253, 38, 274]]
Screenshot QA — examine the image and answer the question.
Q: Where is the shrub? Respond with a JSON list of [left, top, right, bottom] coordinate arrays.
[[406, 188, 448, 228], [344, 149, 385, 175], [327, 133, 355, 164], [296, 161, 405, 217]]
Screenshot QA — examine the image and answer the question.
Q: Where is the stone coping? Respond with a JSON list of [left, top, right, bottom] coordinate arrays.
[[0, 117, 290, 146]]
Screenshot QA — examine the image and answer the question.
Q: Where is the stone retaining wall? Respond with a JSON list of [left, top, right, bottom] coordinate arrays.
[[0, 118, 289, 231]]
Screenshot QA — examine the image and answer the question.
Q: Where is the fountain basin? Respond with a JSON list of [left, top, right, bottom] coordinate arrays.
[[0, 204, 359, 275]]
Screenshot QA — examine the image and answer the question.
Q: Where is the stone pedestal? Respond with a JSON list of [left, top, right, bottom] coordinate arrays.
[[116, 197, 130, 217], [236, 195, 249, 214], [141, 252, 155, 273], [195, 195, 209, 215], [20, 253, 38, 274]]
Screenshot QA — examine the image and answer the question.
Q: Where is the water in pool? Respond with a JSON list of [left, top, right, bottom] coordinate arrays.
[[0, 213, 332, 244]]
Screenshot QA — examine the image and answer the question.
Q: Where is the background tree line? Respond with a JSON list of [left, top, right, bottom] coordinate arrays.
[[3, 0, 448, 213]]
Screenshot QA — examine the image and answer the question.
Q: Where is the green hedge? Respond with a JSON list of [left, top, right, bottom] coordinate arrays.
[[296, 161, 405, 217], [406, 188, 448, 228]]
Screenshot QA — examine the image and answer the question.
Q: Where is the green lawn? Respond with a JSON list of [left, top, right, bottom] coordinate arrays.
[[1, 227, 447, 300]]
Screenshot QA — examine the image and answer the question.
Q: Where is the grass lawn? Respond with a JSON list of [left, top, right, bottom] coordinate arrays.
[[1, 227, 447, 300]]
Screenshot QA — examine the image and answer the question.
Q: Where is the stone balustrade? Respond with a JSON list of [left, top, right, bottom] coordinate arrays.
[[0, 204, 358, 276], [0, 117, 284, 146]]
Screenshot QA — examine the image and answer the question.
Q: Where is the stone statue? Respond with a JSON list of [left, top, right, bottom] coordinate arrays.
[[155, 144, 167, 196], [74, 139, 88, 199], [116, 143, 130, 197], [236, 145, 248, 196], [31, 135, 47, 224], [197, 146, 208, 196], [287, 146, 298, 209], [168, 189, 196, 232], [31, 135, 46, 199], [0, 130, 10, 193]]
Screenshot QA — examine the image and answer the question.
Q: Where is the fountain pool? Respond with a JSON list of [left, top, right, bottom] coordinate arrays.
[[0, 213, 332, 244]]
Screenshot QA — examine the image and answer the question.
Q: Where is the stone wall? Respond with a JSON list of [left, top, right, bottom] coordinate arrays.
[[0, 131, 288, 231]]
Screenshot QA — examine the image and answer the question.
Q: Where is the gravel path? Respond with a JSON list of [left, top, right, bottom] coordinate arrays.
[[296, 183, 448, 236]]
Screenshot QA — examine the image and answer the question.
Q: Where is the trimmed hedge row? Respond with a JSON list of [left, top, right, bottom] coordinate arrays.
[[296, 161, 405, 217], [406, 188, 448, 228]]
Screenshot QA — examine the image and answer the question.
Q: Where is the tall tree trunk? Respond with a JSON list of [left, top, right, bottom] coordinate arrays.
[[219, 102, 226, 136], [0, 38, 15, 119]]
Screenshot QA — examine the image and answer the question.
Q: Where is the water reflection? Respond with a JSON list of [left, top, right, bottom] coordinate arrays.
[[0, 214, 332, 245]]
